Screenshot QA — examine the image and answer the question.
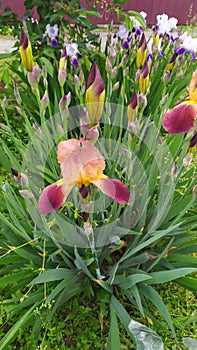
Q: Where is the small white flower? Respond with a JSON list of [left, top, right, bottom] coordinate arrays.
[[46, 24, 58, 39], [179, 32, 197, 52], [131, 11, 147, 30], [117, 24, 129, 40], [156, 14, 178, 35], [65, 43, 79, 57]]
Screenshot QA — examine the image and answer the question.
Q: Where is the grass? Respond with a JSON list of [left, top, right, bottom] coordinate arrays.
[[0, 283, 196, 349]]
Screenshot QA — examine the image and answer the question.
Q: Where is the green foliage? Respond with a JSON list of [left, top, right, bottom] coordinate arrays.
[[0, 10, 197, 350]]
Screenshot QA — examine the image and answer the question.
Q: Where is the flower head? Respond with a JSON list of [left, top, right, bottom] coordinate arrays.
[[128, 92, 138, 122], [117, 25, 129, 40], [46, 24, 59, 47], [38, 139, 130, 214], [162, 69, 197, 134], [136, 33, 147, 68], [65, 43, 80, 67], [85, 62, 105, 125], [156, 14, 178, 36], [19, 28, 34, 72], [139, 61, 149, 95], [11, 168, 28, 187]]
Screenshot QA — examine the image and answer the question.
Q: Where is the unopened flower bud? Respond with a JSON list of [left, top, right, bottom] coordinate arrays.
[[112, 82, 120, 91], [1, 96, 8, 109], [19, 190, 33, 199], [193, 184, 197, 198], [111, 67, 117, 79], [136, 33, 147, 68], [33, 64, 41, 81], [183, 153, 193, 166], [32, 122, 43, 138], [159, 94, 169, 107], [59, 47, 67, 70], [166, 53, 177, 72], [128, 120, 139, 134], [11, 168, 29, 187], [14, 85, 21, 105], [0, 123, 10, 131], [57, 124, 64, 135], [105, 57, 112, 74], [163, 70, 172, 84], [15, 106, 23, 116], [59, 92, 71, 112], [128, 92, 138, 122], [85, 62, 105, 124], [138, 93, 147, 109], [43, 77, 48, 88], [74, 74, 80, 86], [27, 64, 41, 89], [42, 65, 47, 79], [19, 28, 34, 72], [187, 133, 197, 153], [139, 61, 149, 95], [60, 106, 69, 120], [40, 91, 49, 113], [123, 66, 129, 77], [79, 184, 89, 199], [121, 53, 128, 66], [85, 125, 99, 143], [109, 46, 116, 62], [79, 70, 84, 84], [171, 163, 178, 181], [58, 69, 67, 87]]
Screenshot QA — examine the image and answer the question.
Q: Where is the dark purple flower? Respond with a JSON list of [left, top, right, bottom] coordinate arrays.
[[175, 46, 187, 55], [188, 50, 196, 60], [136, 28, 141, 36], [51, 38, 58, 47], [146, 53, 152, 62], [122, 40, 129, 50], [158, 50, 165, 58], [71, 57, 79, 66]]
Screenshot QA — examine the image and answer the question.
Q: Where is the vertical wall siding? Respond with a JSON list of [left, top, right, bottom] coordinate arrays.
[[1, 0, 197, 25]]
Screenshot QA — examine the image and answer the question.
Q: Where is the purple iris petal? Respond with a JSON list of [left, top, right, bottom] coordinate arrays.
[[40, 35, 46, 43], [51, 38, 58, 47], [175, 46, 186, 55], [158, 50, 165, 58], [72, 57, 79, 66], [146, 53, 152, 62], [122, 40, 129, 49], [136, 28, 141, 36], [189, 50, 196, 60]]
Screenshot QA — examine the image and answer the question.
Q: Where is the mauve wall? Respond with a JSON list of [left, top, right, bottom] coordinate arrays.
[[1, 0, 197, 25]]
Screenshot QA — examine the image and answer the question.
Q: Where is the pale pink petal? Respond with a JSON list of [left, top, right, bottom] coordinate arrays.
[[58, 139, 105, 187], [38, 181, 72, 214], [162, 102, 196, 134], [92, 177, 130, 204]]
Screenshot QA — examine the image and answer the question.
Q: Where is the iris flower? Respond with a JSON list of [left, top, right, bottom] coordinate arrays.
[[65, 43, 80, 66], [85, 62, 105, 125], [38, 139, 130, 214], [162, 70, 197, 134], [19, 28, 34, 72], [45, 24, 59, 47]]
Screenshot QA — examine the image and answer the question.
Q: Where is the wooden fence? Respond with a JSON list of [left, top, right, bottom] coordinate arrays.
[[1, 0, 197, 25]]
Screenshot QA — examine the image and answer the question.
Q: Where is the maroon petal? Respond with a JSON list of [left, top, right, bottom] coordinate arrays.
[[38, 181, 70, 214], [92, 177, 130, 204], [162, 102, 196, 134]]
